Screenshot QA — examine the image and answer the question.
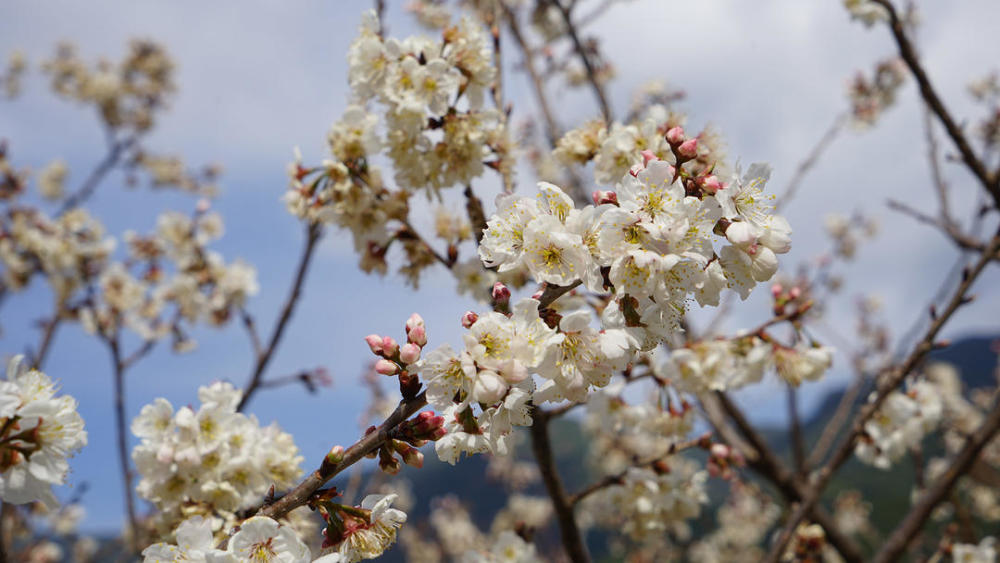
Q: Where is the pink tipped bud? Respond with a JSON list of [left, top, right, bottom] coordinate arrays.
[[771, 284, 783, 298], [405, 313, 425, 334], [399, 343, 421, 364], [381, 336, 399, 357], [789, 286, 802, 300], [666, 126, 686, 145], [364, 334, 384, 355], [678, 138, 699, 159], [492, 282, 511, 303], [461, 311, 479, 328], [640, 149, 658, 167], [701, 175, 722, 194], [196, 199, 211, 213], [592, 190, 619, 206], [374, 359, 400, 376], [407, 325, 427, 347]]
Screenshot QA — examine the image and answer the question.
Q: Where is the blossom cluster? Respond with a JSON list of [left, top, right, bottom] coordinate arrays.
[[314, 493, 407, 562], [1, 50, 26, 99], [0, 356, 87, 508], [855, 378, 943, 469], [481, 151, 791, 350], [847, 57, 906, 127], [131, 382, 303, 537], [143, 515, 312, 563], [81, 208, 258, 348], [42, 40, 175, 133]]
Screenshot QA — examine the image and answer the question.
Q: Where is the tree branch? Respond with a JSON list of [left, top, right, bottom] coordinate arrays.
[[552, 0, 612, 124], [237, 222, 322, 411], [873, 391, 1000, 563], [57, 135, 136, 215], [530, 409, 590, 562], [764, 233, 1000, 562]]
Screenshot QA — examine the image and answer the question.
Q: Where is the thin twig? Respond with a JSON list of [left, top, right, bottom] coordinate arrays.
[[552, 0, 612, 124], [870, 0, 999, 203], [764, 234, 1000, 562], [887, 199, 988, 253], [502, 5, 561, 146], [713, 392, 865, 563], [31, 302, 64, 370], [787, 385, 807, 475], [237, 222, 322, 411], [776, 114, 845, 212], [873, 391, 1000, 562], [806, 372, 867, 468], [107, 334, 139, 555], [57, 135, 136, 215]]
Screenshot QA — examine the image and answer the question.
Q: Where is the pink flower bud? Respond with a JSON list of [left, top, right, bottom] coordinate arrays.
[[701, 175, 722, 194], [405, 313, 424, 334], [196, 198, 211, 213], [666, 126, 686, 145], [407, 325, 427, 347], [771, 284, 783, 298], [789, 286, 802, 300], [640, 149, 658, 167], [492, 282, 510, 303], [399, 343, 421, 364], [591, 190, 619, 206], [401, 447, 424, 468], [364, 334, 384, 355], [461, 311, 479, 328], [678, 138, 699, 159], [381, 336, 399, 357], [374, 359, 400, 376]]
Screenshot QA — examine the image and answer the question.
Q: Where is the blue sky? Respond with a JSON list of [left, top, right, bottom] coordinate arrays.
[[1, 0, 999, 533]]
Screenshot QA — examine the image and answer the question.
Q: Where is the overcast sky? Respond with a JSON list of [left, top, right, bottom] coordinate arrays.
[[1, 0, 999, 532]]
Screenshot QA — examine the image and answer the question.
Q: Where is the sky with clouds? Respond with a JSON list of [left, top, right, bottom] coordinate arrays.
[[1, 0, 998, 533]]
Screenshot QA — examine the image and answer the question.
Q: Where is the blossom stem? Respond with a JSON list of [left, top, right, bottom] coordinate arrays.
[[57, 134, 136, 216], [237, 222, 323, 412], [551, 0, 612, 125]]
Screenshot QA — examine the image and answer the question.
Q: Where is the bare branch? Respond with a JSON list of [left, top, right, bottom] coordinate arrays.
[[874, 391, 1000, 562], [776, 114, 845, 212], [238, 222, 323, 411], [552, 0, 612, 124], [57, 135, 136, 215], [764, 234, 1000, 562]]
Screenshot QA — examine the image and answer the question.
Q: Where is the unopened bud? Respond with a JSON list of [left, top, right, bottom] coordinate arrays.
[[771, 284, 783, 298], [364, 334, 384, 355], [665, 126, 685, 145], [399, 343, 421, 364], [678, 138, 699, 159], [407, 325, 427, 347], [374, 359, 400, 376], [710, 443, 730, 459], [381, 336, 399, 357], [640, 149, 658, 167], [405, 313, 425, 334], [326, 445, 345, 466], [701, 175, 722, 194], [492, 282, 510, 304], [591, 190, 619, 206], [461, 311, 479, 328]]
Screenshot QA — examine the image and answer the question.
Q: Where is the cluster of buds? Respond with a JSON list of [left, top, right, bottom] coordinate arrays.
[[705, 443, 745, 480], [770, 282, 813, 318], [313, 492, 406, 561], [665, 126, 700, 164], [784, 523, 828, 562], [365, 411, 447, 475], [365, 313, 428, 399], [491, 281, 511, 314]]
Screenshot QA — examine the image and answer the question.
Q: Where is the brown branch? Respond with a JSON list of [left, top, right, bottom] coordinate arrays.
[[887, 199, 988, 254], [776, 114, 845, 212], [502, 5, 561, 146], [567, 435, 708, 506], [713, 392, 865, 563], [237, 222, 322, 412], [873, 391, 1000, 562], [552, 0, 612, 124], [806, 371, 867, 468], [31, 302, 64, 370], [464, 185, 488, 244], [240, 307, 264, 361], [57, 135, 136, 215], [764, 234, 1000, 562], [106, 334, 139, 555], [530, 409, 590, 562], [255, 391, 428, 521], [787, 385, 807, 475], [870, 0, 999, 204], [537, 280, 582, 309]]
